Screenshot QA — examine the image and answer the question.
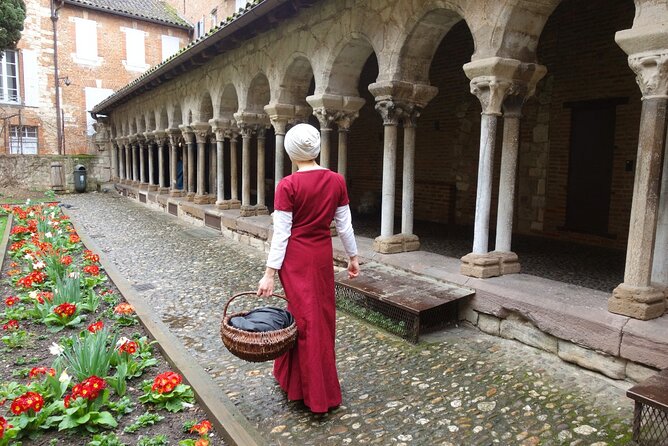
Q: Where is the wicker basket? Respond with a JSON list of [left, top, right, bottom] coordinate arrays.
[[220, 292, 297, 362]]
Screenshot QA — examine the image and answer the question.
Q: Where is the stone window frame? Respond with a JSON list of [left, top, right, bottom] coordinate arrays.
[[0, 50, 20, 104]]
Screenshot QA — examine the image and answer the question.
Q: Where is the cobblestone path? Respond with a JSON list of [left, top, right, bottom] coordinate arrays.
[[65, 192, 633, 446]]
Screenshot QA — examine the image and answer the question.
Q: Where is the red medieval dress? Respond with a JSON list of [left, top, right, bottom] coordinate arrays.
[[272, 168, 348, 413]]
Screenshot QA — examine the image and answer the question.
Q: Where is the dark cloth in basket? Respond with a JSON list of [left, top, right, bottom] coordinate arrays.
[[229, 307, 295, 332]]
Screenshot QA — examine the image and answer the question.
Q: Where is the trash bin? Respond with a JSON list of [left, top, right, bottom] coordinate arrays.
[[73, 165, 87, 193]]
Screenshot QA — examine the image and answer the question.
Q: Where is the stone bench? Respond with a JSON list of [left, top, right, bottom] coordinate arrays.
[[627, 368, 668, 445], [335, 263, 474, 342]]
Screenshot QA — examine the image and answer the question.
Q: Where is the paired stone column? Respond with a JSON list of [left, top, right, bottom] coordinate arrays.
[[208, 137, 216, 203], [191, 123, 210, 204], [609, 29, 668, 318], [167, 129, 184, 197], [125, 142, 132, 184], [143, 133, 157, 191], [368, 82, 436, 253], [335, 113, 359, 180], [117, 141, 126, 182], [238, 123, 255, 216], [131, 136, 140, 184], [210, 119, 229, 208], [110, 140, 118, 181], [460, 58, 545, 278], [179, 125, 195, 201], [256, 125, 269, 215]]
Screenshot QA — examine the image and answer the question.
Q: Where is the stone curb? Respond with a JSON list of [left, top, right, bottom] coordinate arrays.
[[63, 209, 268, 446], [0, 213, 13, 276]]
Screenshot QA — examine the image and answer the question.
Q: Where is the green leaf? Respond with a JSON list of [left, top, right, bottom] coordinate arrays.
[[75, 412, 91, 424], [58, 415, 80, 431], [93, 411, 118, 428], [165, 399, 184, 413]]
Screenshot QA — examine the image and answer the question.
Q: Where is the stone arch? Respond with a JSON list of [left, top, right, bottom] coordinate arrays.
[[321, 34, 378, 97], [197, 91, 214, 122], [277, 53, 315, 105], [219, 83, 239, 119], [393, 7, 470, 84], [169, 102, 183, 128], [246, 73, 271, 113]]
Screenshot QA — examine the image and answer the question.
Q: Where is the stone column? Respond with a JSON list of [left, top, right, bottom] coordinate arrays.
[[229, 129, 241, 208], [312, 109, 335, 169], [179, 126, 195, 201], [401, 107, 418, 240], [239, 124, 255, 216], [167, 129, 184, 196], [375, 100, 400, 240], [110, 141, 118, 181], [256, 125, 269, 214], [211, 122, 228, 208], [652, 134, 668, 287], [608, 49, 668, 319], [493, 96, 524, 274], [335, 113, 358, 180], [154, 131, 167, 192], [117, 142, 125, 182], [208, 137, 216, 203], [192, 123, 210, 204], [131, 138, 140, 185], [138, 136, 148, 189], [126, 143, 132, 184], [265, 104, 292, 188], [144, 133, 158, 191]]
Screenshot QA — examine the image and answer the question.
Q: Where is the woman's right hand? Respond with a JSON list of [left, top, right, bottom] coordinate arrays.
[[257, 268, 276, 296]]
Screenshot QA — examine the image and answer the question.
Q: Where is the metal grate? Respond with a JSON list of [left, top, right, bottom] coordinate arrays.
[[204, 213, 221, 230], [139, 193, 147, 203], [168, 203, 178, 216], [633, 402, 668, 446], [335, 284, 423, 342]]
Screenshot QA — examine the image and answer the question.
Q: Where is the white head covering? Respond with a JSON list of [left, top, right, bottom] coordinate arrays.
[[284, 123, 320, 162]]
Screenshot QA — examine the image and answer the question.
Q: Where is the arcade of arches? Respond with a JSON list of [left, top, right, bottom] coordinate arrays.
[[92, 0, 668, 322]]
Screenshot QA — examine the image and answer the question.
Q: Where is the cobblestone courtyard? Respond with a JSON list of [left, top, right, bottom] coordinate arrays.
[[65, 192, 634, 445]]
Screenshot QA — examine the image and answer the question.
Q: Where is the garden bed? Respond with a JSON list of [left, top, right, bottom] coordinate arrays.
[[0, 201, 223, 445]]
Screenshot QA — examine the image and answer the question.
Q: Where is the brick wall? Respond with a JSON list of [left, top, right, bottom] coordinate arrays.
[[164, 0, 236, 35], [347, 0, 638, 250], [0, 0, 190, 156]]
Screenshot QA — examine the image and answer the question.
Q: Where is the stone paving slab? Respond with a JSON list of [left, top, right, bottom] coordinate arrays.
[[63, 191, 636, 446]]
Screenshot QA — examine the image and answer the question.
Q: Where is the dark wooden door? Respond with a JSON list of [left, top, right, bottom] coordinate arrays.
[[565, 104, 617, 235]]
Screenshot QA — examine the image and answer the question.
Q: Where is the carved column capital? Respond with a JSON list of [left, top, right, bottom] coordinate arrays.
[[312, 107, 338, 130], [269, 116, 289, 135], [401, 106, 421, 128], [469, 77, 514, 116], [178, 125, 195, 144], [375, 100, 404, 126], [629, 52, 668, 99], [238, 123, 255, 139], [255, 125, 268, 139]]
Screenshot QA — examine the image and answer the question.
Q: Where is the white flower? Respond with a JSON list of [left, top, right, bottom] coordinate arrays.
[[49, 343, 64, 356], [45, 232, 53, 238], [68, 272, 79, 279], [182, 402, 194, 409], [116, 337, 130, 348], [28, 290, 39, 300], [32, 261, 46, 270], [59, 370, 71, 384], [24, 253, 33, 261]]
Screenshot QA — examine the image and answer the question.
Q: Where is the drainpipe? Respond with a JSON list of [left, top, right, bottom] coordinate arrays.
[[51, 0, 64, 155]]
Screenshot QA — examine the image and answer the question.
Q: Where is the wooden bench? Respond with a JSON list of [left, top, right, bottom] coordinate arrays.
[[627, 369, 668, 445], [335, 263, 474, 342]]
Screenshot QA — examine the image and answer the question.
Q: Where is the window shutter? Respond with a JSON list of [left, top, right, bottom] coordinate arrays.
[[75, 19, 98, 60], [85, 87, 114, 135], [161, 35, 180, 61], [125, 29, 146, 68], [22, 49, 39, 107]]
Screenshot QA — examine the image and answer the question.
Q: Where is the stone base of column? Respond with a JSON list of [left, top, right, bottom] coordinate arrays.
[[148, 185, 159, 191], [609, 283, 666, 320], [255, 205, 269, 216], [372, 234, 420, 254], [186, 192, 195, 202], [193, 194, 209, 204], [169, 189, 186, 197], [240, 205, 257, 217], [491, 251, 521, 275], [158, 187, 170, 194], [460, 253, 501, 279], [207, 196, 217, 205], [139, 183, 149, 190]]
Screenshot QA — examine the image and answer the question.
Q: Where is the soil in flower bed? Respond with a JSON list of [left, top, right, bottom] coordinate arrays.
[[0, 206, 226, 445]]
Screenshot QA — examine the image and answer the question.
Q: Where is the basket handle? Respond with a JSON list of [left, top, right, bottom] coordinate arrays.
[[223, 291, 287, 319]]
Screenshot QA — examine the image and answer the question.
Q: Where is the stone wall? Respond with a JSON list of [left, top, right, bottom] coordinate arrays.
[[0, 154, 110, 192]]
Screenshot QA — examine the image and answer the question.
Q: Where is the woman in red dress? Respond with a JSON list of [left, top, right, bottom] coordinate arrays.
[[257, 123, 359, 413]]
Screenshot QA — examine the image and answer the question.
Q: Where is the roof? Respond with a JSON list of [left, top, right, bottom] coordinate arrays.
[[63, 0, 191, 29], [92, 0, 321, 116]]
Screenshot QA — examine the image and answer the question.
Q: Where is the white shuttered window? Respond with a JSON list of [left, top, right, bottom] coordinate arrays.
[[124, 28, 147, 70], [22, 49, 39, 107], [0, 50, 19, 103], [161, 35, 180, 61], [74, 18, 98, 62]]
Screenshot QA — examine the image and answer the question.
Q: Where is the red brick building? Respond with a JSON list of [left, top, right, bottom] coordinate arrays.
[[0, 0, 191, 155]]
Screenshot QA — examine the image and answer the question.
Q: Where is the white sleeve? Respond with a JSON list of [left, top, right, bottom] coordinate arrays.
[[334, 205, 358, 257], [266, 210, 292, 270]]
